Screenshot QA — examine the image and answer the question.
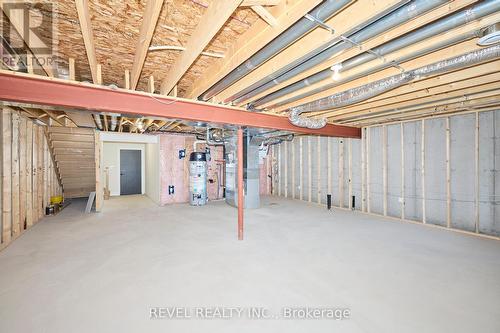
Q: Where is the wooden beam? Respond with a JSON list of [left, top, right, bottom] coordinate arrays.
[[148, 75, 155, 93], [251, 5, 278, 26], [0, 70, 361, 138], [37, 126, 43, 220], [95, 131, 103, 212], [11, 111, 20, 236], [241, 0, 280, 5], [346, 90, 500, 126], [2, 108, 12, 244], [184, 0, 322, 98], [325, 73, 500, 121], [249, 0, 477, 105], [160, 0, 243, 95], [274, 33, 499, 113], [130, 0, 164, 90], [75, 0, 98, 83], [217, 0, 402, 103], [19, 116, 27, 231], [26, 120, 33, 228], [69, 58, 76, 81]]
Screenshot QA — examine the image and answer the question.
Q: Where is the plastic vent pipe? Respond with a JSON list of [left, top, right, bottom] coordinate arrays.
[[230, 0, 446, 105], [251, 0, 500, 108], [199, 0, 353, 101]]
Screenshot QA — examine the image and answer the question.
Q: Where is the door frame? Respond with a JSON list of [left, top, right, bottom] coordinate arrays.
[[118, 147, 145, 195]]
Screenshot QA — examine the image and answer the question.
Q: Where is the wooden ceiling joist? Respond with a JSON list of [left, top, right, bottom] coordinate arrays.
[[75, 0, 98, 83], [159, 0, 244, 95], [184, 0, 323, 99], [265, 11, 500, 111], [316, 61, 500, 119], [130, 0, 164, 90], [271, 38, 494, 114], [251, 5, 278, 26], [213, 0, 403, 103], [243, 0, 479, 106]]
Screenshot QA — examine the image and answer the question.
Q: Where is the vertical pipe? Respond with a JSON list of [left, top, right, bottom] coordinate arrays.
[[284, 141, 288, 198], [299, 137, 303, 201], [382, 125, 388, 216], [421, 119, 426, 224], [317, 136, 321, 204], [475, 112, 479, 233], [308, 137, 312, 202], [367, 127, 371, 213], [327, 137, 332, 197], [446, 117, 451, 228], [361, 128, 366, 212], [339, 139, 344, 208], [278, 143, 282, 196], [401, 123, 405, 220], [292, 139, 296, 199], [348, 138, 353, 210], [237, 127, 244, 240]]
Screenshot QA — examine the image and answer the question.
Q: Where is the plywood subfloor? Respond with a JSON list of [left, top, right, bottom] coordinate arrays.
[[0, 196, 499, 332]]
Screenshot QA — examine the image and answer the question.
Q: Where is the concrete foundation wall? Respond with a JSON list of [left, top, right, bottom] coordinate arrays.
[[271, 110, 500, 237]]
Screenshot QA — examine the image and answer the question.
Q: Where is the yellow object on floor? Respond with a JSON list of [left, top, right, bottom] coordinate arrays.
[[50, 196, 63, 205]]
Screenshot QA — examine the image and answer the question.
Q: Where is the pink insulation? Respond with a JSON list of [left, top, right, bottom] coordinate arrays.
[[159, 133, 224, 205], [259, 147, 272, 196]]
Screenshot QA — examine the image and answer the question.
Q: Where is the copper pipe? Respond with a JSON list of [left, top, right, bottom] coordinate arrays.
[[237, 127, 244, 240]]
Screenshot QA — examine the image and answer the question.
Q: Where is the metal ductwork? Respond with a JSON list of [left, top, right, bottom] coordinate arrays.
[[289, 44, 500, 128], [199, 0, 353, 101], [93, 114, 103, 130], [230, 0, 448, 105], [273, 31, 479, 111], [251, 0, 500, 108]]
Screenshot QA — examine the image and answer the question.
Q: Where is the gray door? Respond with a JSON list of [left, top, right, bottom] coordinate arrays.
[[120, 150, 141, 195]]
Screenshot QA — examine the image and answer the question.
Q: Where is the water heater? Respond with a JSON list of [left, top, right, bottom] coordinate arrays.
[[189, 152, 207, 206]]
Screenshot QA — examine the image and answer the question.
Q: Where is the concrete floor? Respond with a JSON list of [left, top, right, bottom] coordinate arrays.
[[0, 195, 499, 333]]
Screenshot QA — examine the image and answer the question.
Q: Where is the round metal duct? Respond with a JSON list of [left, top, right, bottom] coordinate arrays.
[[478, 23, 500, 46]]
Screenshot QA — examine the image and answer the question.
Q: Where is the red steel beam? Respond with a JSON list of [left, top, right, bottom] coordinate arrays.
[[237, 128, 244, 240], [0, 71, 361, 138]]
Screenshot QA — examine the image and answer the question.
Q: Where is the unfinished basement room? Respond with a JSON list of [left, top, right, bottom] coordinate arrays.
[[1, 0, 500, 332]]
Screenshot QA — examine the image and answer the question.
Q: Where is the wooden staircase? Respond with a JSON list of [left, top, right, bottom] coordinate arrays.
[[47, 127, 97, 198]]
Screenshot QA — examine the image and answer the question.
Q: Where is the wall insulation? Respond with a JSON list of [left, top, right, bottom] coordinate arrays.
[[271, 110, 500, 238], [1, 108, 63, 250]]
